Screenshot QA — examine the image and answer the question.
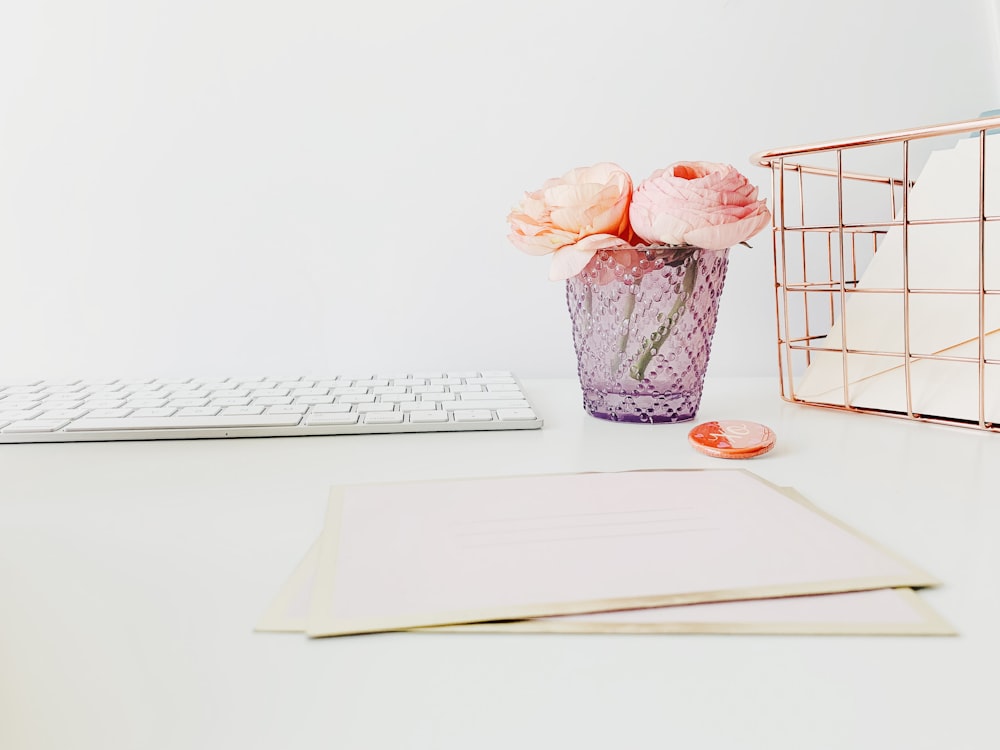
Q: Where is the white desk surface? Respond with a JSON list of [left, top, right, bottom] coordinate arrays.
[[1, 377, 998, 749]]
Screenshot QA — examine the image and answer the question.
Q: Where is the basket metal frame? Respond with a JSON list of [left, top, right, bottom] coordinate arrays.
[[751, 114, 1000, 431]]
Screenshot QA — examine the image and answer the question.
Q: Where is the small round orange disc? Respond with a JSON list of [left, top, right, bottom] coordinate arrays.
[[688, 420, 776, 459]]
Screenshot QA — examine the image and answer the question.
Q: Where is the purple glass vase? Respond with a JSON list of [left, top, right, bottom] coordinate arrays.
[[565, 245, 730, 423]]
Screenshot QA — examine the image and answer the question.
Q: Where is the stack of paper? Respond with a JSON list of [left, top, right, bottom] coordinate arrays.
[[257, 470, 953, 637]]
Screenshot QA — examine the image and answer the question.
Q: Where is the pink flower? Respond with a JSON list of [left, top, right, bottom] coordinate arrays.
[[629, 161, 771, 250], [507, 162, 633, 280]]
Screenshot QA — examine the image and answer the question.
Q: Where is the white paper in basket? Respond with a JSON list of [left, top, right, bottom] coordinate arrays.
[[794, 134, 1000, 423]]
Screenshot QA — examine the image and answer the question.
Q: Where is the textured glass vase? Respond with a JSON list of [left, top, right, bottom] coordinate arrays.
[[565, 245, 730, 423]]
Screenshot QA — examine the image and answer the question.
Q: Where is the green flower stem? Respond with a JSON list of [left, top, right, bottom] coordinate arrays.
[[628, 256, 699, 381], [613, 288, 637, 373]]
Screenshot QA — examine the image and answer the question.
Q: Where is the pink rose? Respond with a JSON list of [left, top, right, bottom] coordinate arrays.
[[629, 161, 771, 250], [507, 162, 633, 280]]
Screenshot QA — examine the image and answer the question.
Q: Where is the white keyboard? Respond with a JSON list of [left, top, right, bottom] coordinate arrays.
[[0, 371, 542, 443]]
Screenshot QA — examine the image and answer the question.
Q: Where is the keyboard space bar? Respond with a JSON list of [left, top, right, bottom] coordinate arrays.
[[66, 414, 303, 432]]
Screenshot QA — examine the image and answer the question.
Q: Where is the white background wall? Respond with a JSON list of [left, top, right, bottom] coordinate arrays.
[[1, 0, 998, 381]]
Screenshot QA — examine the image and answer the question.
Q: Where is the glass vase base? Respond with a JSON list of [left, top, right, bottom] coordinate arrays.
[[582, 388, 702, 424]]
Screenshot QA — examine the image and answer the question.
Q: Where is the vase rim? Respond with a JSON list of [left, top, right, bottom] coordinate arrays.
[[619, 243, 728, 253]]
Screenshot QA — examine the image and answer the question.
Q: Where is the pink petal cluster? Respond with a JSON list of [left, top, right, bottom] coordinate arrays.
[[506, 162, 633, 280], [629, 161, 771, 250]]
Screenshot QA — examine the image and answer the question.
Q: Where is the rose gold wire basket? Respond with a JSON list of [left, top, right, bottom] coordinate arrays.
[[751, 113, 1000, 431]]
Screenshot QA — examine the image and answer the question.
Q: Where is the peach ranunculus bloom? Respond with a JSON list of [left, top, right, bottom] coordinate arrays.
[[629, 161, 771, 250], [506, 162, 633, 280]]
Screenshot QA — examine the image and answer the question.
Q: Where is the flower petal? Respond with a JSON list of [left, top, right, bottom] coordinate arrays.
[[548, 234, 630, 280], [684, 209, 772, 250]]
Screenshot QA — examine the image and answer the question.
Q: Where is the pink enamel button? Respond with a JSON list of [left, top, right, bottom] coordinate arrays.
[[688, 420, 776, 459]]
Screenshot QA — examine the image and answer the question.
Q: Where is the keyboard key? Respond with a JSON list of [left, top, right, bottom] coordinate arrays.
[[88, 408, 133, 418], [220, 406, 264, 416], [407, 410, 449, 423], [132, 407, 177, 417], [127, 398, 167, 408], [0, 409, 42, 421], [0, 391, 40, 402], [85, 399, 126, 409], [372, 386, 408, 395], [351, 379, 389, 388], [196, 381, 230, 391], [266, 405, 309, 415], [338, 394, 376, 404], [497, 408, 538, 422], [443, 399, 530, 411], [211, 389, 249, 399], [38, 399, 83, 410], [420, 392, 456, 402], [169, 398, 210, 407], [400, 402, 438, 412], [3, 418, 70, 433], [290, 387, 328, 397], [280, 380, 314, 389], [294, 396, 334, 405], [87, 388, 125, 398], [211, 397, 252, 407], [129, 390, 165, 400], [41, 383, 84, 393], [41, 408, 89, 420], [66, 413, 303, 431], [458, 391, 525, 401], [309, 404, 353, 414], [332, 387, 370, 396], [253, 396, 293, 406], [2, 385, 43, 395], [305, 413, 359, 426], [363, 412, 405, 425], [410, 385, 444, 394], [380, 393, 416, 403], [159, 384, 197, 395], [176, 406, 221, 417], [0, 401, 41, 412], [452, 410, 494, 422], [450, 384, 484, 393], [356, 403, 396, 414]]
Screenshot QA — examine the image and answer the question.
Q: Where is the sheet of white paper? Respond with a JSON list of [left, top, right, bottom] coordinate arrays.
[[303, 470, 937, 636], [795, 135, 1000, 422], [257, 534, 952, 636]]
